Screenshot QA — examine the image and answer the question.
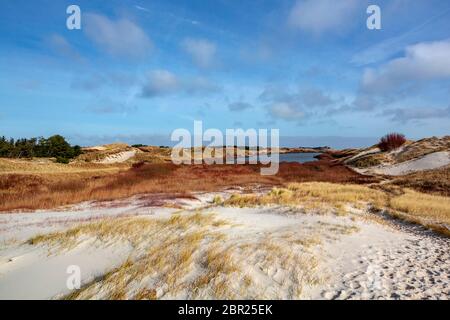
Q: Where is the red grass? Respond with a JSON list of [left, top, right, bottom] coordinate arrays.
[[0, 161, 379, 212], [378, 133, 406, 152]]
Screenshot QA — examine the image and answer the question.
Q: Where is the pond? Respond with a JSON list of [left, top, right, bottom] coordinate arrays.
[[237, 152, 321, 164]]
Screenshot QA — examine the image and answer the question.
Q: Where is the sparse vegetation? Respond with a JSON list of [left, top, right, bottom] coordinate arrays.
[[29, 211, 329, 300], [394, 136, 450, 163], [391, 166, 450, 196], [77, 143, 132, 163], [352, 154, 384, 168], [226, 182, 450, 236], [225, 182, 388, 215]]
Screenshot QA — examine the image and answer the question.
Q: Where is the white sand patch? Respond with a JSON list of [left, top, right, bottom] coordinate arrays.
[[356, 151, 450, 176], [344, 147, 381, 164], [97, 150, 136, 164], [0, 241, 131, 300]]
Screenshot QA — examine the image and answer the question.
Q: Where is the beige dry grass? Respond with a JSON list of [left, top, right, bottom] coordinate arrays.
[[388, 190, 450, 235], [77, 143, 133, 163], [225, 182, 388, 215], [35, 212, 231, 299], [28, 210, 340, 300], [0, 157, 125, 174], [225, 182, 450, 236]]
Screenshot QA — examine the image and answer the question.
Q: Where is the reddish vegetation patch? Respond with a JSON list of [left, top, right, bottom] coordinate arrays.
[[378, 133, 406, 152], [0, 160, 378, 212], [391, 167, 450, 197]]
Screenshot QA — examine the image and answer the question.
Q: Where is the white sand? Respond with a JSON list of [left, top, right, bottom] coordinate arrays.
[[314, 220, 449, 299], [0, 192, 448, 300], [97, 150, 136, 164], [344, 147, 381, 164], [356, 151, 450, 176]]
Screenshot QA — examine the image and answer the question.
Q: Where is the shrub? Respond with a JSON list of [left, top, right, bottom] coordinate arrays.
[[352, 155, 383, 168], [56, 157, 70, 164], [131, 161, 146, 169], [212, 195, 223, 205], [378, 133, 406, 152]]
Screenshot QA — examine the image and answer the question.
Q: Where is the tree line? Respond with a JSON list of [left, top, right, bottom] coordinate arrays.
[[0, 135, 81, 163]]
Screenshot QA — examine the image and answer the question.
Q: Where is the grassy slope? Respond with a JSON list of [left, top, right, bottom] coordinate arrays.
[[225, 182, 450, 236]]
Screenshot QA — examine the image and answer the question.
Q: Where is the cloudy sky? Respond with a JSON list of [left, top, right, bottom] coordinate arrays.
[[1, 0, 449, 147]]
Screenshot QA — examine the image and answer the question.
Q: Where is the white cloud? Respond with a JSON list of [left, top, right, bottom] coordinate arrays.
[[300, 88, 336, 107], [259, 85, 339, 122], [288, 0, 362, 35], [269, 102, 305, 121], [134, 5, 151, 13], [88, 97, 138, 115], [351, 34, 412, 66], [348, 39, 450, 112], [181, 38, 217, 69], [383, 106, 450, 123], [228, 102, 253, 112], [84, 13, 152, 58], [361, 39, 450, 94], [72, 72, 137, 92], [350, 0, 448, 65], [141, 70, 220, 98], [260, 86, 337, 108], [47, 34, 83, 61], [141, 70, 179, 97]]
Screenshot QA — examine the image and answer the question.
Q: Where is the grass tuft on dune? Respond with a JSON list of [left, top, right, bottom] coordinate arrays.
[[225, 182, 450, 236], [28, 210, 346, 300], [225, 182, 387, 215], [388, 190, 450, 235]]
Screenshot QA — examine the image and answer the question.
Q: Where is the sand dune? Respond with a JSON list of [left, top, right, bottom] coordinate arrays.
[[357, 151, 450, 176], [0, 192, 448, 300], [96, 150, 137, 164]]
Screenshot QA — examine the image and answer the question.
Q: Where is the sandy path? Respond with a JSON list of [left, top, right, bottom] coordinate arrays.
[[317, 221, 450, 299]]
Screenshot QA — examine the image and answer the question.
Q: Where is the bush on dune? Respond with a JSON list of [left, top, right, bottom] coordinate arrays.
[[378, 133, 406, 152]]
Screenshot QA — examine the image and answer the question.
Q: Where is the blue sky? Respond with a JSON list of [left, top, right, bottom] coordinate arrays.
[[1, 0, 449, 147]]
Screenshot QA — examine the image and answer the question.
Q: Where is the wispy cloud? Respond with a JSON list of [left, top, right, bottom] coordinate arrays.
[[259, 85, 340, 123], [351, 6, 450, 66], [71, 72, 138, 92], [141, 70, 221, 98], [87, 97, 138, 115], [46, 34, 83, 62], [382, 106, 450, 123], [134, 5, 151, 13], [269, 102, 305, 121], [181, 38, 217, 69], [84, 13, 152, 58], [287, 0, 364, 35], [228, 102, 253, 112]]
